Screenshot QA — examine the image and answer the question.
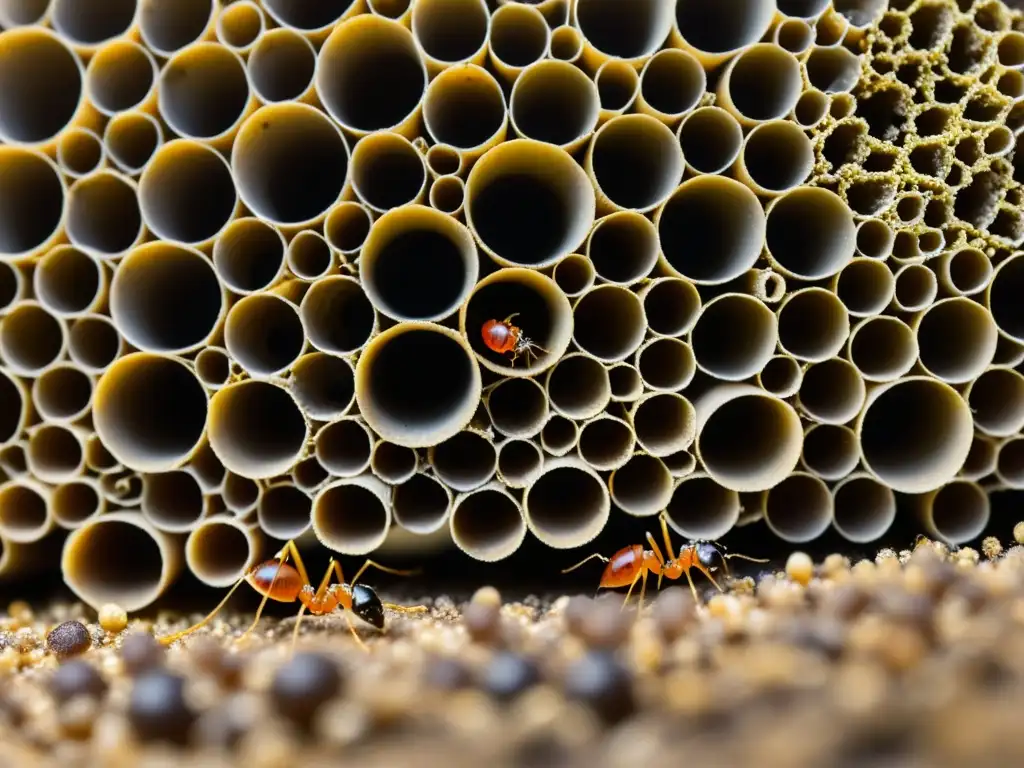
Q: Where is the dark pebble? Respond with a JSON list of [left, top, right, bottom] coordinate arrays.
[[46, 621, 91, 660], [480, 652, 541, 702], [189, 637, 246, 689], [129, 671, 197, 745], [653, 587, 695, 643], [270, 652, 344, 730], [121, 631, 166, 676], [423, 656, 473, 691], [463, 601, 502, 646], [191, 695, 256, 750], [48, 660, 108, 704], [562, 651, 636, 725], [578, 597, 631, 651]]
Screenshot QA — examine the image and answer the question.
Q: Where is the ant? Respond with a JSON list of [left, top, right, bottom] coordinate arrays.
[[158, 540, 427, 651], [481, 313, 548, 367], [562, 513, 768, 614]]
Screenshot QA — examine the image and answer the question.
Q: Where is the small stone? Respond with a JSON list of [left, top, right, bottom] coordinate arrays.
[[470, 586, 502, 609], [463, 600, 502, 645], [270, 652, 344, 730], [59, 695, 99, 740], [128, 671, 197, 745], [786, 552, 814, 586], [192, 693, 261, 750], [564, 595, 593, 637], [98, 604, 128, 634], [982, 537, 1003, 560], [423, 656, 473, 691], [653, 587, 695, 643], [48, 659, 108, 704], [46, 621, 92, 660], [563, 651, 636, 724], [480, 652, 541, 702], [578, 596, 631, 651], [120, 631, 165, 676], [1014, 522, 1024, 546]]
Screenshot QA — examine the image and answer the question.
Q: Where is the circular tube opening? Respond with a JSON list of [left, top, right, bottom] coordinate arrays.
[[313, 479, 390, 555], [524, 460, 608, 548], [452, 486, 525, 562]]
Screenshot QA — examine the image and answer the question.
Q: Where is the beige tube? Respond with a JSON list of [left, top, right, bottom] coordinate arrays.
[[0, 370, 26, 447], [717, 43, 802, 126], [350, 132, 427, 214], [998, 437, 1024, 489], [914, 297, 998, 385], [595, 59, 639, 122], [66, 171, 144, 258], [549, 25, 582, 62], [936, 247, 992, 298], [773, 17, 814, 54], [523, 456, 608, 548], [803, 45, 861, 94], [629, 392, 696, 458], [635, 48, 704, 125], [488, 2, 549, 83], [509, 59, 599, 153], [776, 287, 850, 363], [213, 217, 286, 295], [0, 261, 24, 313], [608, 362, 643, 403], [222, 471, 260, 516], [287, 231, 334, 281], [572, 286, 645, 365], [0, 147, 65, 260], [84, 434, 119, 474], [216, 0, 264, 53], [675, 106, 743, 176], [552, 253, 595, 298], [857, 376, 974, 494], [301, 275, 377, 357], [361, 204, 477, 322], [576, 414, 633, 472], [776, 0, 831, 19], [208, 380, 308, 480], [586, 211, 658, 285], [966, 366, 1024, 437], [854, 217, 893, 260], [912, 480, 990, 545], [246, 28, 317, 104], [356, 321, 481, 448], [656, 176, 765, 284], [847, 315, 917, 383], [103, 110, 162, 176], [691, 293, 777, 381], [671, 0, 774, 68], [635, 337, 695, 392], [609, 452, 672, 518], [292, 455, 329, 494], [312, 475, 392, 556], [370, 440, 418, 485], [0, 0, 49, 26], [695, 385, 803, 493], [762, 471, 833, 543], [831, 473, 896, 544], [541, 413, 579, 457], [411, 0, 489, 74], [186, 514, 262, 588], [26, 424, 85, 484], [425, 144, 463, 178], [367, 0, 411, 24], [0, 301, 66, 376], [232, 103, 351, 230], [994, 335, 1024, 367], [461, 267, 573, 375], [801, 423, 859, 481], [139, 0, 215, 57], [85, 40, 157, 117], [586, 114, 683, 214], [734, 119, 814, 197], [986, 253, 1024, 343], [892, 263, 938, 313], [792, 88, 830, 128], [224, 293, 305, 378], [757, 354, 803, 399], [832, 258, 894, 317], [814, 5, 852, 45], [465, 139, 594, 268], [110, 242, 225, 354], [34, 245, 105, 318], [57, 128, 105, 179], [139, 140, 238, 249], [261, 0, 363, 42], [485, 376, 548, 438], [141, 469, 208, 533], [430, 175, 466, 217], [291, 352, 355, 422], [316, 15, 426, 138], [0, 441, 26, 479], [324, 202, 372, 256], [62, 510, 183, 611], [637, 277, 700, 338], [0, 480, 53, 542], [429, 430, 497, 492], [32, 364, 91, 425], [52, 478, 104, 530], [187, 440, 225, 494], [960, 434, 998, 482], [496, 438, 544, 488], [393, 472, 452, 535], [546, 352, 611, 421], [997, 68, 1024, 101], [765, 187, 856, 280], [96, 468, 144, 506], [571, 0, 673, 70], [664, 473, 740, 541], [797, 358, 866, 425], [449, 482, 525, 562]]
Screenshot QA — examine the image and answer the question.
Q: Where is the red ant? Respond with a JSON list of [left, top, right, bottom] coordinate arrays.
[[158, 540, 427, 651], [481, 313, 548, 367], [562, 513, 768, 613]]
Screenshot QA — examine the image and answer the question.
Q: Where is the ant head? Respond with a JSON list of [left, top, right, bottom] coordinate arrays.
[[350, 583, 385, 629]]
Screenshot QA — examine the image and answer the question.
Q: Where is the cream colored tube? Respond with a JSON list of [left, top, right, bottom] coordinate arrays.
[[425, 144, 463, 179], [186, 514, 262, 589], [34, 245, 105, 318], [0, 370, 27, 448], [586, 211, 658, 285], [350, 132, 427, 214], [890, 264, 937, 314], [0, 480, 53, 543], [776, 288, 849, 363], [608, 362, 643, 403], [103, 110, 162, 176], [571, 0, 672, 70], [187, 440, 225, 494], [629, 392, 696, 458], [450, 482, 525, 562], [33, 365, 92, 425], [315, 418, 374, 477], [291, 352, 355, 422], [763, 472, 833, 543], [0, 148, 66, 260], [361, 204, 477, 322], [313, 475, 392, 556], [211, 218, 286, 295], [549, 25, 582, 62], [914, 297, 998, 385], [994, 335, 1024, 366], [325, 202, 372, 257], [676, 106, 743, 176], [609, 452, 672, 518], [66, 171, 144, 258], [301, 275, 378, 356], [367, 0, 411, 24], [765, 186, 856, 280], [0, 0, 49, 26], [246, 28, 317, 104], [804, 44, 862, 94], [465, 139, 595, 268], [62, 510, 183, 611], [208, 380, 308, 480], [26, 424, 85, 484], [758, 355, 803, 399], [635, 337, 695, 392], [52, 478, 104, 529], [656, 176, 766, 284], [846, 315, 918, 382], [856, 376, 974, 494], [586, 114, 683, 214], [541, 413, 579, 457], [84, 434, 119, 474], [461, 267, 573, 375], [85, 40, 157, 116], [214, 1, 263, 54], [139, 0, 215, 58], [57, 128, 105, 179], [370, 440, 418, 485], [110, 242, 226, 354], [316, 15, 426, 138], [717, 43, 802, 125], [0, 442, 27, 479], [429, 430, 497, 492], [637, 277, 700, 338], [141, 469, 209, 533], [690, 293, 777, 381], [595, 60, 639, 122], [394, 472, 452, 535], [94, 353, 208, 473], [745, 268, 786, 304], [100, 469, 143, 507], [664, 473, 740, 541], [510, 59, 599, 153], [430, 175, 466, 218], [832, 258, 895, 318], [292, 456, 329, 494], [485, 377, 548, 439], [988, 252, 1024, 344], [523, 456, 608, 548], [262, 0, 363, 42], [801, 423, 859, 481], [670, 0, 775, 69], [0, 301, 66, 376], [734, 119, 814, 197], [635, 48, 704, 126], [797, 358, 866, 425], [577, 414, 633, 472], [411, 0, 489, 75], [232, 103, 351, 231], [139, 139, 238, 249], [496, 438, 544, 489], [572, 284, 647, 363], [287, 231, 334, 281], [855, 218, 894, 260], [224, 293, 305, 378], [545, 352, 610, 421], [966, 366, 1024, 437], [694, 384, 803, 493], [912, 480, 990, 545], [997, 437, 1024, 489], [488, 2, 549, 83], [0, 261, 24, 312], [936, 247, 992, 298], [960, 434, 998, 482], [552, 253, 595, 298], [813, 7, 850, 46], [222, 471, 260, 516], [774, 17, 814, 54], [831, 473, 896, 544], [356, 321, 480, 448]]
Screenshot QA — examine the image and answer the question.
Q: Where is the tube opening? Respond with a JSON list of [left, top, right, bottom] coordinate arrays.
[[777, 289, 849, 362], [209, 381, 307, 479], [86, 41, 155, 115], [287, 231, 333, 280], [211, 219, 283, 296], [576, 0, 673, 60], [160, 44, 250, 141], [723, 44, 802, 121], [541, 414, 577, 454], [187, 518, 254, 586], [525, 461, 607, 547], [573, 285, 646, 362], [104, 111, 160, 175], [188, 441, 225, 492], [217, 1, 263, 49], [394, 473, 450, 534], [293, 456, 328, 492], [802, 423, 859, 481], [426, 144, 462, 177], [0, 148, 64, 258], [302, 276, 376, 355], [487, 377, 547, 438], [258, 484, 312, 540], [632, 392, 695, 456], [578, 417, 632, 471], [0, 482, 47, 539], [741, 121, 814, 193], [916, 297, 998, 384], [263, 0, 356, 31], [430, 176, 465, 215], [549, 25, 582, 61], [691, 294, 776, 380], [590, 115, 682, 211], [643, 278, 700, 337], [412, 0, 489, 65], [637, 337, 695, 391], [225, 294, 305, 378], [595, 60, 638, 113], [665, 474, 740, 540], [27, 424, 82, 482], [0, 303, 64, 375], [968, 367, 1024, 437], [0, 372, 24, 444], [67, 172, 142, 256], [758, 355, 802, 398], [57, 128, 104, 177], [833, 475, 895, 543], [766, 187, 856, 279], [351, 133, 426, 212], [371, 441, 418, 484], [0, 30, 82, 145], [325, 202, 371, 254], [608, 363, 642, 401], [798, 358, 865, 424], [929, 481, 989, 543], [610, 453, 672, 517], [497, 438, 543, 486], [0, 0, 49, 26], [835, 258, 894, 316], [848, 316, 916, 382], [489, 4, 548, 69], [587, 212, 657, 285], [677, 107, 742, 175], [313, 480, 390, 555], [292, 352, 355, 422], [223, 472, 259, 512], [510, 60, 599, 148], [893, 263, 937, 311], [962, 434, 997, 480], [432, 431, 497, 491], [69, 317, 120, 374], [793, 89, 829, 128], [764, 473, 832, 543], [248, 29, 316, 103], [552, 254, 595, 297], [142, 470, 205, 531], [452, 486, 524, 561], [35, 246, 101, 316], [52, 480, 102, 528], [140, 0, 213, 56], [640, 49, 704, 118], [944, 247, 991, 296], [674, 0, 775, 56], [546, 353, 610, 420]]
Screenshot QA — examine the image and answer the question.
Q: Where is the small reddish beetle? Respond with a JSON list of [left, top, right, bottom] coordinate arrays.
[[481, 313, 548, 367]]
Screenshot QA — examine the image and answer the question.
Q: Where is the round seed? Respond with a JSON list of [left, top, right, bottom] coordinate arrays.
[[46, 621, 92, 660]]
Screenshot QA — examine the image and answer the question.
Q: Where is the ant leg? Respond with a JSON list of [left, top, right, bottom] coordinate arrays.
[[501, 312, 520, 325], [382, 602, 428, 614], [645, 531, 667, 591], [683, 569, 701, 604], [658, 513, 676, 561], [289, 605, 308, 653], [350, 559, 422, 587], [636, 568, 649, 619], [289, 558, 340, 650], [696, 564, 725, 594], [561, 553, 609, 574], [158, 576, 250, 646], [344, 610, 370, 653], [621, 572, 642, 611]]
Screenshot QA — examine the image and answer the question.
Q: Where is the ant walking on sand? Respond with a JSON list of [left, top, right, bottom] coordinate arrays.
[[481, 313, 548, 367], [158, 540, 427, 651], [562, 513, 768, 613]]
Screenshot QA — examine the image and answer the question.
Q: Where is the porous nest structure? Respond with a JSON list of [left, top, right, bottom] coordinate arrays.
[[0, 0, 1023, 611]]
